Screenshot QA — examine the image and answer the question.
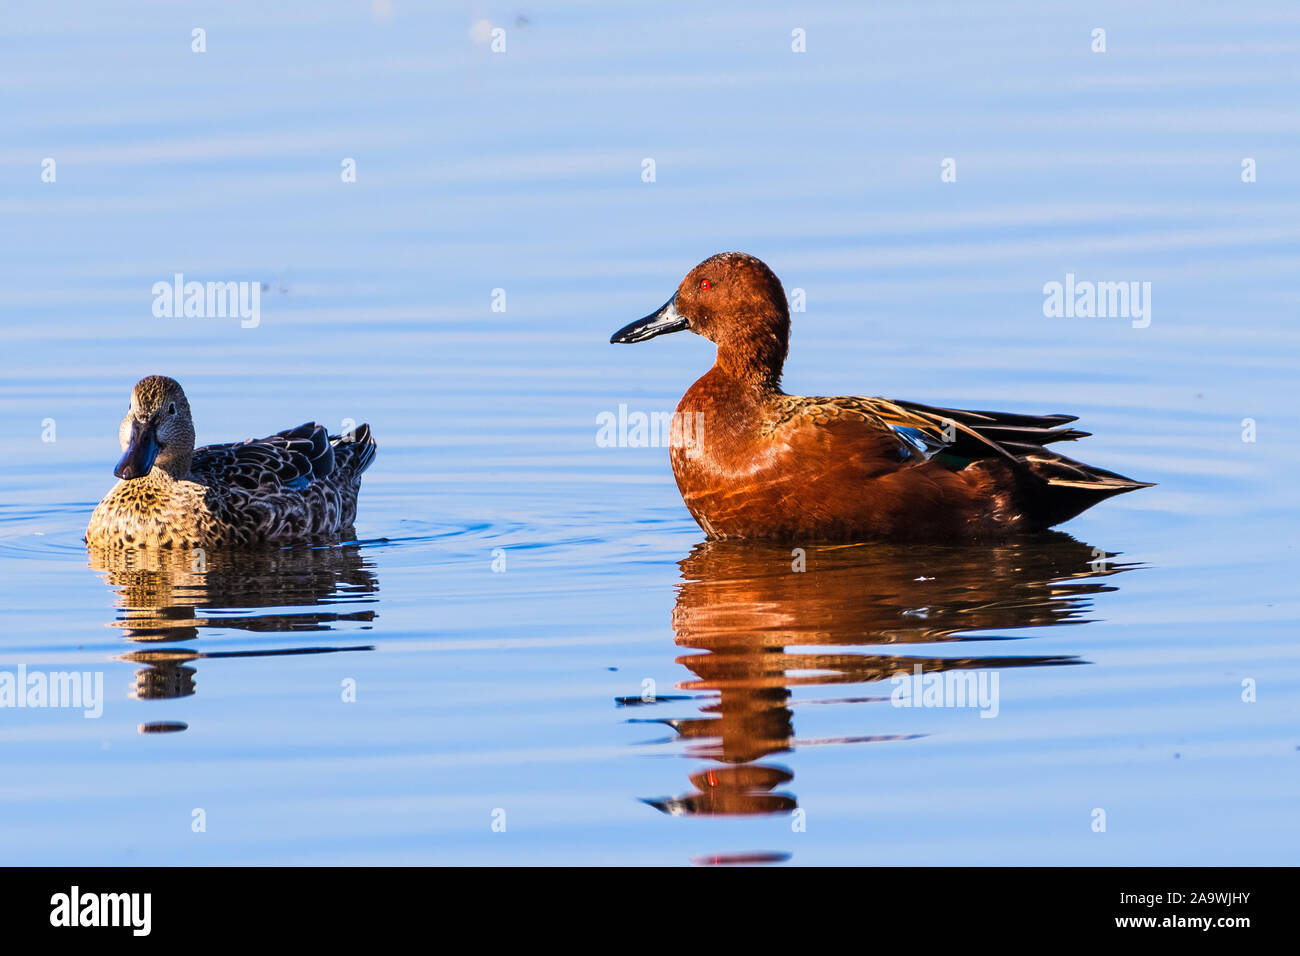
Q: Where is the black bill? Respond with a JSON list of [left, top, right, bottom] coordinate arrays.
[[610, 294, 689, 344], [114, 419, 161, 480]]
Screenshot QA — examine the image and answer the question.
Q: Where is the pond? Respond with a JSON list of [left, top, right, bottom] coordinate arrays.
[[0, 0, 1296, 864]]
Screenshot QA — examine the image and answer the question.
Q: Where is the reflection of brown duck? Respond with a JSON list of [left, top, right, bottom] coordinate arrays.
[[644, 765, 796, 817], [640, 533, 1131, 818], [88, 544, 377, 717]]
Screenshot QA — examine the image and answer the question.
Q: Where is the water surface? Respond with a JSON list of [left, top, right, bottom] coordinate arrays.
[[1, 0, 1297, 864]]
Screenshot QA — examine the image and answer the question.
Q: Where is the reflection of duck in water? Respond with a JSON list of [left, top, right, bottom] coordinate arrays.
[[638, 533, 1132, 819], [88, 544, 377, 719]]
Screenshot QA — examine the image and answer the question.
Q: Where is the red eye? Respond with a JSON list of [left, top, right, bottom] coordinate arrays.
[[699, 279, 711, 290]]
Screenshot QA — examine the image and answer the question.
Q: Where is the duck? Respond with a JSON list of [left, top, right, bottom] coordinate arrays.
[[611, 252, 1151, 541], [86, 375, 377, 549]]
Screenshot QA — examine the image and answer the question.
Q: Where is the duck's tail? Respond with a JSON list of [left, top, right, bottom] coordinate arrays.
[[330, 423, 377, 481], [877, 398, 1152, 529], [1015, 448, 1153, 529]]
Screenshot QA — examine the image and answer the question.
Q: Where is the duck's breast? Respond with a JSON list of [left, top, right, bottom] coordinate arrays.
[[86, 478, 215, 549]]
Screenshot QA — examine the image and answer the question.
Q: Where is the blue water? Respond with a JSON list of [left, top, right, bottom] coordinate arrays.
[[0, 0, 1297, 864]]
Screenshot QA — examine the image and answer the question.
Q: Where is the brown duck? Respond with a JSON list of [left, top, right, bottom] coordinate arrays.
[[611, 252, 1152, 541], [86, 375, 376, 548]]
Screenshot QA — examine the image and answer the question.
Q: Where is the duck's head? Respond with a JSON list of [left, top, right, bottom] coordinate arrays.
[[611, 252, 791, 385], [114, 375, 196, 480]]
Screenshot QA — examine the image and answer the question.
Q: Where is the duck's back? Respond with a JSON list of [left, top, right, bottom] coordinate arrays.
[[190, 423, 377, 544]]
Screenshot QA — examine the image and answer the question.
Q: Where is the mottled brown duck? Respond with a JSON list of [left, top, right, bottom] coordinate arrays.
[[86, 375, 376, 548]]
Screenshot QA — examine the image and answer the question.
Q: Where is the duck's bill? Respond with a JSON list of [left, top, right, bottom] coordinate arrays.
[[114, 420, 160, 480], [610, 295, 689, 344]]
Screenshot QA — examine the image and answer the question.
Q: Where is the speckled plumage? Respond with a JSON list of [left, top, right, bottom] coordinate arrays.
[[86, 376, 377, 548]]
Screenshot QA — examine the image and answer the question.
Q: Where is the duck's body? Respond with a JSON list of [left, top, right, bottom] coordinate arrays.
[[86, 377, 376, 549], [669, 370, 1141, 540], [615, 252, 1150, 542]]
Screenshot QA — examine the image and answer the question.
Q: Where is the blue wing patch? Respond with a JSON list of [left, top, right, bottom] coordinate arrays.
[[891, 425, 947, 461]]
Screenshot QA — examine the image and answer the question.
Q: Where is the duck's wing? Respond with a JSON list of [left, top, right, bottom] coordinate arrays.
[[772, 395, 1089, 465], [867, 398, 1154, 515], [771, 395, 1150, 528], [766, 395, 913, 460], [877, 398, 1090, 462], [190, 423, 335, 492]]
